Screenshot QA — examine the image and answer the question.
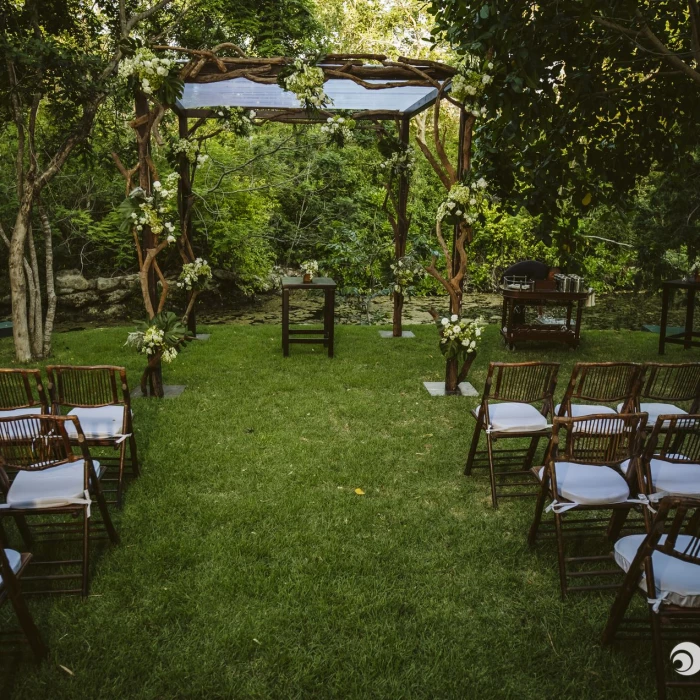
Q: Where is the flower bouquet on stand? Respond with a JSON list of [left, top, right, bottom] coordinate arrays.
[[301, 260, 319, 283], [437, 314, 485, 395]]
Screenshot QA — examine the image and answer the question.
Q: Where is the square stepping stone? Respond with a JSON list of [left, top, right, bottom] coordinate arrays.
[[131, 385, 186, 399], [195, 333, 211, 341], [423, 381, 478, 397], [378, 330, 415, 338]]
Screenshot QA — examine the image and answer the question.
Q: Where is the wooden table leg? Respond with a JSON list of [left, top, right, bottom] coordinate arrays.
[[506, 298, 514, 347], [659, 284, 669, 355], [574, 299, 584, 348], [566, 302, 573, 330], [282, 288, 290, 357], [684, 286, 696, 350], [327, 288, 335, 358]]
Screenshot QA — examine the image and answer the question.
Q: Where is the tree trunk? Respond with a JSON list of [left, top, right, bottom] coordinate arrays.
[[9, 192, 34, 362], [39, 207, 57, 357], [26, 224, 44, 358], [392, 291, 404, 336], [445, 357, 459, 394]]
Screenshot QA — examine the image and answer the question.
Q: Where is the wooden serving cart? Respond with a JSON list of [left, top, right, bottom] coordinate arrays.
[[500, 284, 589, 350]]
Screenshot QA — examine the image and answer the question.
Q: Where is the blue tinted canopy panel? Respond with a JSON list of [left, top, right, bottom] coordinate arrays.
[[177, 78, 441, 118]]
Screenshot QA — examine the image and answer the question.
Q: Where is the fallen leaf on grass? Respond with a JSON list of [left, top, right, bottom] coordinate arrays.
[[59, 665, 74, 676], [354, 488, 365, 495]]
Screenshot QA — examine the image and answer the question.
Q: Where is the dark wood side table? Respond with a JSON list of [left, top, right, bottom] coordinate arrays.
[[500, 286, 589, 349], [281, 276, 336, 357], [658, 279, 700, 354]]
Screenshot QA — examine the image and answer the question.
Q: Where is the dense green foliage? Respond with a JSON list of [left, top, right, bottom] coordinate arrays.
[[0, 323, 682, 699]]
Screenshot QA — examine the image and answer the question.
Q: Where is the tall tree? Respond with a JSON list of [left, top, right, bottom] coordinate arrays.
[[428, 1, 700, 248], [0, 0, 175, 361]]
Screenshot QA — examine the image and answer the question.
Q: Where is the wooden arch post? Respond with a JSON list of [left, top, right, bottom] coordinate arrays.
[[392, 116, 411, 337]]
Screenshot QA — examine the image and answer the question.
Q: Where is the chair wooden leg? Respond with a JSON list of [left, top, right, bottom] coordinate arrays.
[[81, 509, 90, 597], [607, 508, 629, 541], [650, 608, 668, 700], [11, 591, 47, 661], [12, 515, 33, 549], [116, 441, 127, 509], [523, 435, 541, 470], [601, 565, 640, 645], [554, 512, 568, 598], [128, 432, 140, 478], [528, 479, 549, 547], [93, 485, 120, 545], [486, 432, 499, 509], [464, 419, 482, 476]]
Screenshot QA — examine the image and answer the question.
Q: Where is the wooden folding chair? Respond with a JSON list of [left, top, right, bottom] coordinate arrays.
[[557, 362, 642, 419], [601, 496, 700, 700], [0, 369, 49, 418], [0, 545, 46, 660], [465, 361, 560, 508], [0, 415, 119, 597], [528, 412, 647, 597], [46, 365, 139, 508], [621, 363, 700, 432]]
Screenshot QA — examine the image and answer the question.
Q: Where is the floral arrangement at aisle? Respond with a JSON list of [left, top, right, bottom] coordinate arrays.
[[278, 57, 331, 111], [214, 107, 257, 137], [436, 314, 486, 388], [320, 115, 356, 147], [118, 46, 182, 103], [178, 258, 213, 292], [390, 255, 426, 297], [436, 174, 490, 227], [449, 58, 494, 119], [126, 312, 189, 395], [118, 172, 181, 245], [301, 260, 319, 282]]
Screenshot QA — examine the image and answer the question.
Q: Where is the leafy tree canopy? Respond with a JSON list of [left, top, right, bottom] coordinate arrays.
[[428, 1, 700, 245]]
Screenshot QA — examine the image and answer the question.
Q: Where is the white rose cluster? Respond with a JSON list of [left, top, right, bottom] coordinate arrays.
[[126, 325, 179, 363], [449, 60, 494, 118], [118, 48, 176, 96], [281, 59, 332, 111], [214, 107, 256, 137], [438, 315, 486, 359], [128, 172, 180, 245], [177, 258, 213, 291], [436, 178, 490, 226], [380, 146, 416, 177], [301, 260, 319, 277], [320, 115, 356, 146]]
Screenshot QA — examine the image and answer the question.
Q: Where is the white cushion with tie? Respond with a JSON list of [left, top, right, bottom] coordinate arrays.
[[538, 462, 630, 505], [474, 402, 548, 433]]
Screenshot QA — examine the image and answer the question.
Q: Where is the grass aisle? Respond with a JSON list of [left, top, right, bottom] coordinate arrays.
[[0, 324, 682, 699]]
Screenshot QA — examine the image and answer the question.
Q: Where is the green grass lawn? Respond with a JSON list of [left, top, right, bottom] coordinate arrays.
[[0, 323, 694, 699]]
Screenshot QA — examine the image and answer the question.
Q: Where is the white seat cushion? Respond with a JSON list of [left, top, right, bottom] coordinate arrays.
[[555, 403, 617, 418], [615, 534, 700, 608], [475, 402, 548, 433], [0, 549, 22, 589], [621, 456, 700, 497], [6, 460, 102, 510], [538, 462, 630, 504], [65, 406, 126, 440], [617, 402, 688, 429], [0, 406, 44, 418]]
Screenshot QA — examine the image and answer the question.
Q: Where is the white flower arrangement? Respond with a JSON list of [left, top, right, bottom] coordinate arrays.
[[436, 177, 490, 227], [280, 58, 331, 111], [177, 258, 213, 291], [690, 260, 700, 273], [172, 138, 199, 163], [438, 315, 486, 361], [214, 107, 256, 137], [118, 48, 177, 96], [380, 146, 416, 177], [320, 115, 356, 147], [301, 260, 319, 277], [449, 59, 494, 118], [125, 311, 188, 365], [124, 172, 180, 246], [390, 256, 426, 296]]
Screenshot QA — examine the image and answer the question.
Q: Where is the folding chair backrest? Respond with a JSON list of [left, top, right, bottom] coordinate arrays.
[[0, 415, 83, 472], [647, 496, 700, 577], [639, 362, 700, 410], [561, 362, 642, 411], [0, 369, 48, 412], [644, 413, 700, 467], [47, 365, 128, 410], [552, 413, 645, 469], [485, 362, 560, 405]]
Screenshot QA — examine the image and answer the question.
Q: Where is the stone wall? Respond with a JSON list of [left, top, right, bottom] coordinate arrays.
[[55, 269, 142, 319]]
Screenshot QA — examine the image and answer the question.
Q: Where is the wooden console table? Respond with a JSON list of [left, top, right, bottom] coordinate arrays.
[[658, 279, 700, 354], [281, 276, 336, 357], [500, 286, 589, 350]]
